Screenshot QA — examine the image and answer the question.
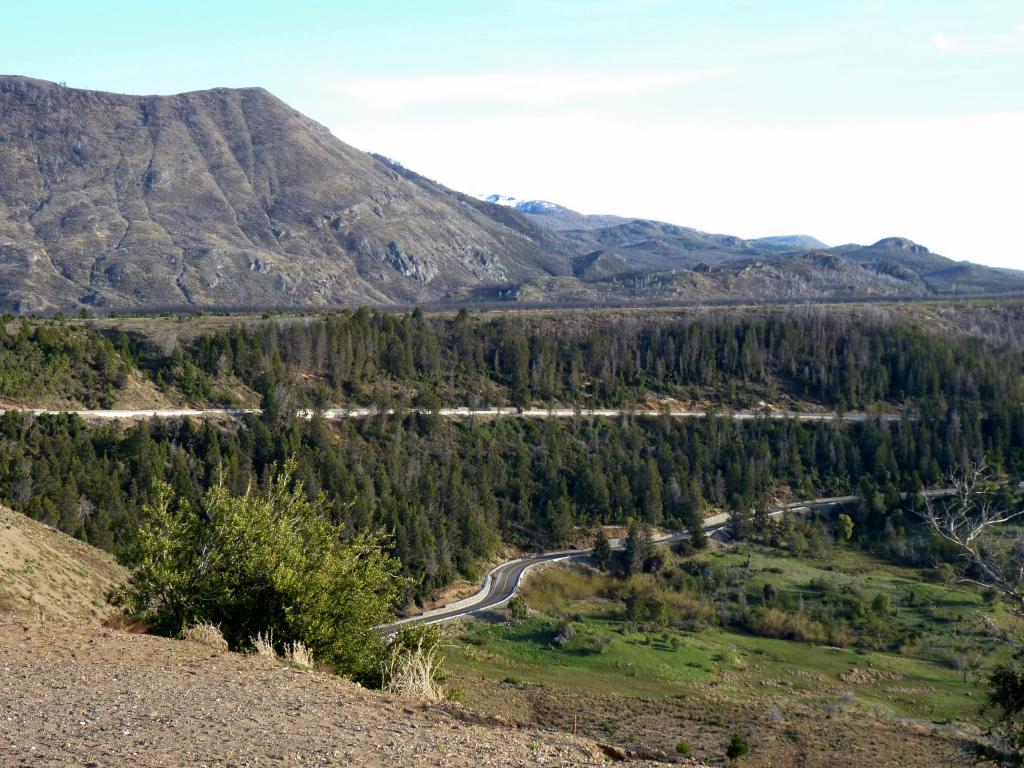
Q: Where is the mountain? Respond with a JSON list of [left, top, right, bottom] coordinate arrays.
[[480, 194, 628, 231], [1, 75, 1020, 314], [749, 235, 830, 252], [489, 192, 1024, 298], [0, 76, 572, 312], [484, 195, 831, 268]]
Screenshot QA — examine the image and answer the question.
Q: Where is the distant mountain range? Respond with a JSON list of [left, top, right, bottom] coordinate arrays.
[[0, 74, 1020, 314], [483, 194, 1024, 301]]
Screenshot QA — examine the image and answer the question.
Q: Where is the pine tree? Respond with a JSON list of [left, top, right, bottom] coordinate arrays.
[[592, 527, 612, 571]]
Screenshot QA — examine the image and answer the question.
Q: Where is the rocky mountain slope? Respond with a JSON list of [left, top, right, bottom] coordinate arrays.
[[0, 76, 571, 313], [1, 73, 1020, 313], [506, 196, 1023, 293]]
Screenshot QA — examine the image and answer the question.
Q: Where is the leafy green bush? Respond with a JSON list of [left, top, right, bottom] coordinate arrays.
[[507, 595, 529, 622], [871, 591, 892, 615], [110, 460, 404, 680], [675, 740, 692, 756]]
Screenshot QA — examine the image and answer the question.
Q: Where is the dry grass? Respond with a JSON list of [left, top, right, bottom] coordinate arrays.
[[382, 638, 445, 701], [181, 621, 228, 652], [251, 631, 276, 659], [0, 505, 126, 624], [249, 632, 314, 670], [286, 640, 314, 669], [520, 567, 614, 618]]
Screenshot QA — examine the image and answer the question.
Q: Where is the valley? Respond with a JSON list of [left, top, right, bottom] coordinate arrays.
[[0, 299, 1021, 764], [4, 4, 1023, 766], [445, 542, 998, 767]]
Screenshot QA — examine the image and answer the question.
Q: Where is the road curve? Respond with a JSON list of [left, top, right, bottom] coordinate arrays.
[[379, 488, 955, 634], [0, 406, 902, 423]]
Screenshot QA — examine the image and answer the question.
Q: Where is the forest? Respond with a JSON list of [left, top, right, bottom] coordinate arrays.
[[108, 304, 1024, 412], [2, 403, 1019, 603], [1, 303, 1023, 604]]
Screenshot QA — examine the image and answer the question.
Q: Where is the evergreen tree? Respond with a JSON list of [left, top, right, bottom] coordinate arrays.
[[592, 527, 612, 571]]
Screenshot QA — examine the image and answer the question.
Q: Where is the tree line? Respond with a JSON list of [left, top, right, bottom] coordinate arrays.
[[109, 306, 1024, 412]]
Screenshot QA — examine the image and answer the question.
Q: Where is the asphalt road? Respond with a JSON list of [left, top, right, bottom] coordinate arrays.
[[379, 488, 956, 634]]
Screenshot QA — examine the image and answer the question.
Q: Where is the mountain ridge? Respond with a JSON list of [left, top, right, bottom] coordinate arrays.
[[1, 75, 1021, 313], [0, 75, 571, 312]]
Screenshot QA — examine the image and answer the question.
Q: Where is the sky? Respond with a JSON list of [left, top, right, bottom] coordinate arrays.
[[4, 0, 1023, 268]]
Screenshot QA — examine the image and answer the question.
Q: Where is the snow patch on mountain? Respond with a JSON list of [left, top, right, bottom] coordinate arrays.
[[480, 194, 562, 214]]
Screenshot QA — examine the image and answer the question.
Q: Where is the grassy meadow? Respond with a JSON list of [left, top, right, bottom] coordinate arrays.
[[443, 542, 1005, 766]]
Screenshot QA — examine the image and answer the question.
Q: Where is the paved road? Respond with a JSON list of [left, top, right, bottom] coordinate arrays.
[[0, 406, 902, 423], [379, 488, 956, 634]]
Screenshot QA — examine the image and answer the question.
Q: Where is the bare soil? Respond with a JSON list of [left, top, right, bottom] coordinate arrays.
[[0, 506, 126, 623], [0, 621, 679, 767]]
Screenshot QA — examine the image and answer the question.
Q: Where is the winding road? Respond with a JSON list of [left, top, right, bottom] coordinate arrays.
[[378, 488, 955, 635]]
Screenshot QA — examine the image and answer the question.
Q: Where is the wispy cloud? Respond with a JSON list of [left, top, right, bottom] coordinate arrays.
[[932, 22, 1024, 54], [316, 69, 725, 108]]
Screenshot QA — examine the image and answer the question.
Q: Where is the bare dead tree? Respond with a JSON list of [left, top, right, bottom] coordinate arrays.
[[924, 462, 1024, 646], [924, 463, 1024, 764]]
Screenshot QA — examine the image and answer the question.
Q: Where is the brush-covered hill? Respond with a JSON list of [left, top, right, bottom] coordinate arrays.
[[0, 504, 125, 622]]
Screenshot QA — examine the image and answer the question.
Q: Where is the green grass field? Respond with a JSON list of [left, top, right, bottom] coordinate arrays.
[[443, 543, 1002, 766]]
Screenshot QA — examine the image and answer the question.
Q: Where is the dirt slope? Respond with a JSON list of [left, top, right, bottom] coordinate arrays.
[[0, 621, 681, 767], [0, 505, 125, 622]]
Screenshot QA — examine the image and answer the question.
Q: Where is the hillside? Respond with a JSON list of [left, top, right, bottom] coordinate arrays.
[[2, 74, 1021, 314], [0, 504, 125, 621], [0, 76, 570, 313], [0, 621, 677, 766]]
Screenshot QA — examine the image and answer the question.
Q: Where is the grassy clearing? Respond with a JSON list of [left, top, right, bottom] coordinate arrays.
[[444, 543, 999, 766]]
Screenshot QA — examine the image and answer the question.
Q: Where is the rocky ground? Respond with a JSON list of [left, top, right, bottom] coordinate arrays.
[[0, 621, 683, 767]]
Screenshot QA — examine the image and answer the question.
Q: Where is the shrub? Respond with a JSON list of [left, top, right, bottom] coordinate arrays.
[[382, 628, 446, 701], [507, 595, 529, 623], [747, 607, 827, 644], [726, 733, 750, 762], [871, 591, 892, 615], [181, 621, 228, 652], [675, 740, 692, 756], [110, 460, 405, 681], [553, 620, 577, 647], [624, 578, 669, 628]]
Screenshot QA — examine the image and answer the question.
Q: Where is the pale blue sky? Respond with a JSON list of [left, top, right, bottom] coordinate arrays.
[[4, 1, 1023, 267]]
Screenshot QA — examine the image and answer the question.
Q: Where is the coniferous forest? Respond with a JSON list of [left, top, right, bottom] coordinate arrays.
[[2, 303, 1023, 605]]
